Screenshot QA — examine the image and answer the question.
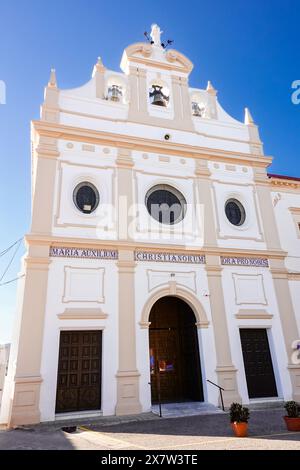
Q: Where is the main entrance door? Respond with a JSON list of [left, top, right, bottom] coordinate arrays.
[[149, 296, 203, 403], [55, 330, 102, 413], [240, 328, 278, 399]]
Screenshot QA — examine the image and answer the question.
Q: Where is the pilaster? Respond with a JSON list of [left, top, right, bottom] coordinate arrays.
[[195, 160, 217, 248], [31, 135, 59, 235], [116, 148, 135, 241], [8, 244, 50, 427], [115, 250, 142, 415], [205, 254, 241, 406], [171, 75, 194, 131]]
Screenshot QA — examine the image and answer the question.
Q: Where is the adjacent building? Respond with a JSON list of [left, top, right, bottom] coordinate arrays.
[[0, 344, 10, 404]]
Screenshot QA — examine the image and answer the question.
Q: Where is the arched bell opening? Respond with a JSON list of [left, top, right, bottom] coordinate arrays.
[[149, 80, 170, 107]]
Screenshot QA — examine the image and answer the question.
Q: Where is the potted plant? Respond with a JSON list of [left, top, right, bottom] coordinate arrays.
[[229, 402, 250, 437], [284, 401, 300, 431]]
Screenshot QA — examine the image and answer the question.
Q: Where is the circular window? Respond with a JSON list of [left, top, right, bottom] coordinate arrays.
[[225, 198, 246, 226], [73, 182, 99, 214], [145, 185, 186, 225]]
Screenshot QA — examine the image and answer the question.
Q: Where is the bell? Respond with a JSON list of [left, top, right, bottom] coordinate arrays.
[[192, 102, 204, 117], [108, 85, 122, 102], [150, 85, 169, 107]]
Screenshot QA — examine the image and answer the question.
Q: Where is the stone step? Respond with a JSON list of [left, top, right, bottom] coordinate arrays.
[[247, 399, 285, 411], [151, 401, 224, 418]]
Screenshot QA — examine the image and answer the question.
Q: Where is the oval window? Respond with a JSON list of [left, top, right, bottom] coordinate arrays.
[[225, 198, 246, 226], [145, 185, 186, 225], [73, 182, 99, 214]]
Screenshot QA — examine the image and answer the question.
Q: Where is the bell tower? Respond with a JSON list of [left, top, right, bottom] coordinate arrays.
[[121, 24, 195, 132]]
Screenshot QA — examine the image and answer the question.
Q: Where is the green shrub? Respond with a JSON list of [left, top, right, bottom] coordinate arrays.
[[229, 402, 250, 423], [284, 401, 300, 418]]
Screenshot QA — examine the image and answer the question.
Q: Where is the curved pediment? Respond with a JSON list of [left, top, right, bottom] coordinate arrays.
[[120, 42, 193, 75]]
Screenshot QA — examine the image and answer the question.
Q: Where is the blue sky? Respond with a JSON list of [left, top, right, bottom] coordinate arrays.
[[0, 0, 299, 343]]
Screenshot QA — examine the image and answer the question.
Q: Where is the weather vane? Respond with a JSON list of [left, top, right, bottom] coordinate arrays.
[[144, 24, 174, 49]]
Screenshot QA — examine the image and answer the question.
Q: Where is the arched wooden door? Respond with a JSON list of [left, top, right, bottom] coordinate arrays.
[[149, 296, 203, 403]]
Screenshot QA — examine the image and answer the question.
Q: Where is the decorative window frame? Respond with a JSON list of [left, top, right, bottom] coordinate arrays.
[[289, 207, 300, 239], [212, 181, 264, 241], [145, 183, 187, 225]]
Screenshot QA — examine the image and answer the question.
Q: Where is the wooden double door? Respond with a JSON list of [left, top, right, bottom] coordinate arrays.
[[240, 329, 278, 399], [149, 296, 203, 404], [55, 330, 102, 413]]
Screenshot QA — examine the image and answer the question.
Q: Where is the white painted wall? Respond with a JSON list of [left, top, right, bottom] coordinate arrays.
[[39, 256, 118, 421], [221, 266, 293, 403]]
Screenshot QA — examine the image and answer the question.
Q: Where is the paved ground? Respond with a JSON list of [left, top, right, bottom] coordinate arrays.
[[0, 408, 300, 450]]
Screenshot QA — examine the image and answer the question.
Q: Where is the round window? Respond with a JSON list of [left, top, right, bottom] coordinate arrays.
[[225, 198, 246, 226], [145, 185, 186, 225], [73, 182, 99, 214]]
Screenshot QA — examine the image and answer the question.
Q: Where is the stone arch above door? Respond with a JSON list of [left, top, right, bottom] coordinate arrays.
[[139, 283, 210, 329]]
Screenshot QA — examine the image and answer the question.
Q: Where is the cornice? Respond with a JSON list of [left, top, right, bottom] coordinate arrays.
[[56, 107, 264, 155], [31, 120, 273, 168], [25, 233, 287, 259], [269, 178, 300, 192], [287, 272, 300, 280], [289, 207, 300, 215], [126, 55, 191, 74]]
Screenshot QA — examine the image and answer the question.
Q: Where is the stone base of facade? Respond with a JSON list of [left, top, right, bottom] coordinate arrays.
[[215, 366, 242, 408], [288, 365, 300, 402], [115, 370, 142, 416], [8, 377, 42, 427]]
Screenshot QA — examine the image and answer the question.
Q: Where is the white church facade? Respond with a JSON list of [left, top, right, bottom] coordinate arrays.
[[1, 25, 300, 426]]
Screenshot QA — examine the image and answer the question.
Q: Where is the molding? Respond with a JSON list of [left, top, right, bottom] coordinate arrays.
[[146, 269, 197, 293], [24, 257, 51, 269], [32, 120, 273, 168], [60, 159, 116, 171], [288, 272, 300, 280], [25, 234, 288, 259], [140, 285, 209, 328], [270, 178, 300, 192], [235, 309, 273, 319], [211, 180, 264, 242], [57, 308, 108, 320], [139, 321, 151, 329], [269, 268, 289, 279], [232, 273, 267, 306], [122, 43, 193, 74], [54, 160, 117, 229], [289, 207, 300, 215], [62, 265, 105, 304], [195, 321, 209, 329], [288, 207, 300, 239], [57, 106, 267, 150], [14, 376, 43, 384]]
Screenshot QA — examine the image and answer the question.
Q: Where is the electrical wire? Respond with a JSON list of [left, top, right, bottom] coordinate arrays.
[[0, 237, 23, 258], [0, 275, 24, 287], [0, 238, 22, 283]]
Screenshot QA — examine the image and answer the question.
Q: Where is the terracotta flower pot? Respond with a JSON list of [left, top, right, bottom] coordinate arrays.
[[284, 416, 300, 432], [231, 422, 248, 437]]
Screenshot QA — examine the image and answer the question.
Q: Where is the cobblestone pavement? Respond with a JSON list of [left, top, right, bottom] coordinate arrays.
[[1, 408, 300, 450]]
